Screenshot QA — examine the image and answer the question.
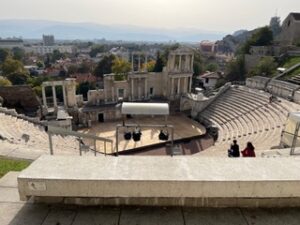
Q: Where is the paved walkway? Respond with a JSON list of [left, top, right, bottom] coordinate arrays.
[[1, 172, 300, 225]]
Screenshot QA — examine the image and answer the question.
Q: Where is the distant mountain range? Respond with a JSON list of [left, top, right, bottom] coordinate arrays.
[[0, 19, 226, 42]]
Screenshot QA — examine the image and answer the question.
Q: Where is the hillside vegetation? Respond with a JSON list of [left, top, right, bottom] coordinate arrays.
[[281, 56, 300, 78]]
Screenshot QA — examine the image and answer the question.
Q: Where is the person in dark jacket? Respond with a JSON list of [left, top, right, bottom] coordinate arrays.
[[241, 142, 256, 157], [228, 140, 240, 157]]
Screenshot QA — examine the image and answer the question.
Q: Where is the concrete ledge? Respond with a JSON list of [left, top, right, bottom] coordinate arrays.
[[18, 155, 300, 207]]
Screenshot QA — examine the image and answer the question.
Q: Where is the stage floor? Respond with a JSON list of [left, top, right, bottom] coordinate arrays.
[[79, 115, 206, 154]]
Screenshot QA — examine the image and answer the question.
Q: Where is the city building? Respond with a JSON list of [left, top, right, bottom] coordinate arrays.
[[43, 35, 55, 46], [200, 41, 218, 54], [0, 38, 24, 49], [277, 13, 300, 46], [24, 45, 75, 55]]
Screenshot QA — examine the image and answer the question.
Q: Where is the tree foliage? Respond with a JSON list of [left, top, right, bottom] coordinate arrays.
[[11, 47, 25, 61], [205, 63, 219, 72], [146, 60, 156, 72], [77, 62, 91, 74], [67, 65, 78, 75], [93, 55, 116, 78], [250, 56, 278, 77], [89, 45, 105, 57], [225, 56, 246, 82], [76, 81, 95, 99], [36, 61, 44, 69], [0, 48, 9, 63], [0, 77, 12, 86], [153, 51, 164, 72], [112, 58, 131, 81], [2, 58, 26, 75], [1, 57, 29, 85], [193, 50, 203, 76], [7, 72, 28, 85], [240, 26, 273, 54], [52, 50, 64, 61]]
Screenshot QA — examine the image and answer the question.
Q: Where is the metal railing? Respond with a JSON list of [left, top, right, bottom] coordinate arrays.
[[47, 126, 113, 156]]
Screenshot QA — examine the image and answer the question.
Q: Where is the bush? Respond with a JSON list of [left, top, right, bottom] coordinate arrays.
[[0, 77, 12, 86]]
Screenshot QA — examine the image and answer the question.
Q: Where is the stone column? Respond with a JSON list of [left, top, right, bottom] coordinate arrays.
[[179, 55, 182, 72], [138, 78, 141, 100], [177, 78, 181, 95], [184, 77, 187, 93], [189, 76, 192, 92], [104, 86, 107, 103], [131, 78, 134, 101], [131, 54, 134, 72], [145, 55, 148, 72], [144, 78, 147, 99], [191, 54, 194, 72], [112, 86, 115, 102], [42, 86, 47, 107], [171, 77, 174, 96], [52, 85, 57, 107], [62, 85, 67, 107], [184, 55, 188, 72], [172, 54, 176, 71], [138, 54, 141, 72]]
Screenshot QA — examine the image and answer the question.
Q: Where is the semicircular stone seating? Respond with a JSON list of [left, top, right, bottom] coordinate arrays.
[[197, 85, 300, 156], [0, 112, 82, 156]]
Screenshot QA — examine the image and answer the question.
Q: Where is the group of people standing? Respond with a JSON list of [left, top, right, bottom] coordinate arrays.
[[228, 140, 256, 157]]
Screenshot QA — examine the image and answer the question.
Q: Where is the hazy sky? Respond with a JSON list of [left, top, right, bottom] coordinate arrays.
[[1, 0, 299, 33]]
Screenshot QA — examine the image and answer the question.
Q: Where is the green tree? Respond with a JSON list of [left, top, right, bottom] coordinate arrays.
[[52, 50, 64, 62], [89, 45, 105, 57], [146, 60, 156, 72], [0, 48, 9, 63], [93, 55, 116, 78], [250, 56, 278, 77], [76, 81, 95, 99], [193, 50, 203, 76], [67, 65, 78, 75], [1, 57, 29, 85], [7, 72, 29, 85], [112, 58, 131, 81], [77, 62, 91, 74], [225, 56, 246, 82], [36, 61, 44, 69], [153, 51, 164, 72], [11, 47, 25, 61], [0, 77, 12, 86], [240, 26, 273, 54], [205, 63, 219, 72], [2, 58, 26, 75]]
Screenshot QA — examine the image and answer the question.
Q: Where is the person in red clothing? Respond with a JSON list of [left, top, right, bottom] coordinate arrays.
[[241, 142, 256, 157]]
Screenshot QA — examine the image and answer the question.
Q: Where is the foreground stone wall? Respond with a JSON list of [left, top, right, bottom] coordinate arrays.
[[18, 155, 300, 207]]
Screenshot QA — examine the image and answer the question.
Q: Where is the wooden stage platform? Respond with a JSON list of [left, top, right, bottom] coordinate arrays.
[[79, 115, 206, 154]]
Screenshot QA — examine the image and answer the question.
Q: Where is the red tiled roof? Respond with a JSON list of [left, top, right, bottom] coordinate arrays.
[[71, 73, 97, 83]]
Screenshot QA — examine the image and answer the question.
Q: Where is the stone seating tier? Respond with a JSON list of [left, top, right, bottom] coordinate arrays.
[[0, 113, 80, 155], [198, 86, 300, 154]]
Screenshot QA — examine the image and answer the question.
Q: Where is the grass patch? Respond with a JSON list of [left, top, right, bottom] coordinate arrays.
[[281, 56, 300, 69], [0, 157, 31, 178], [280, 57, 300, 80]]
